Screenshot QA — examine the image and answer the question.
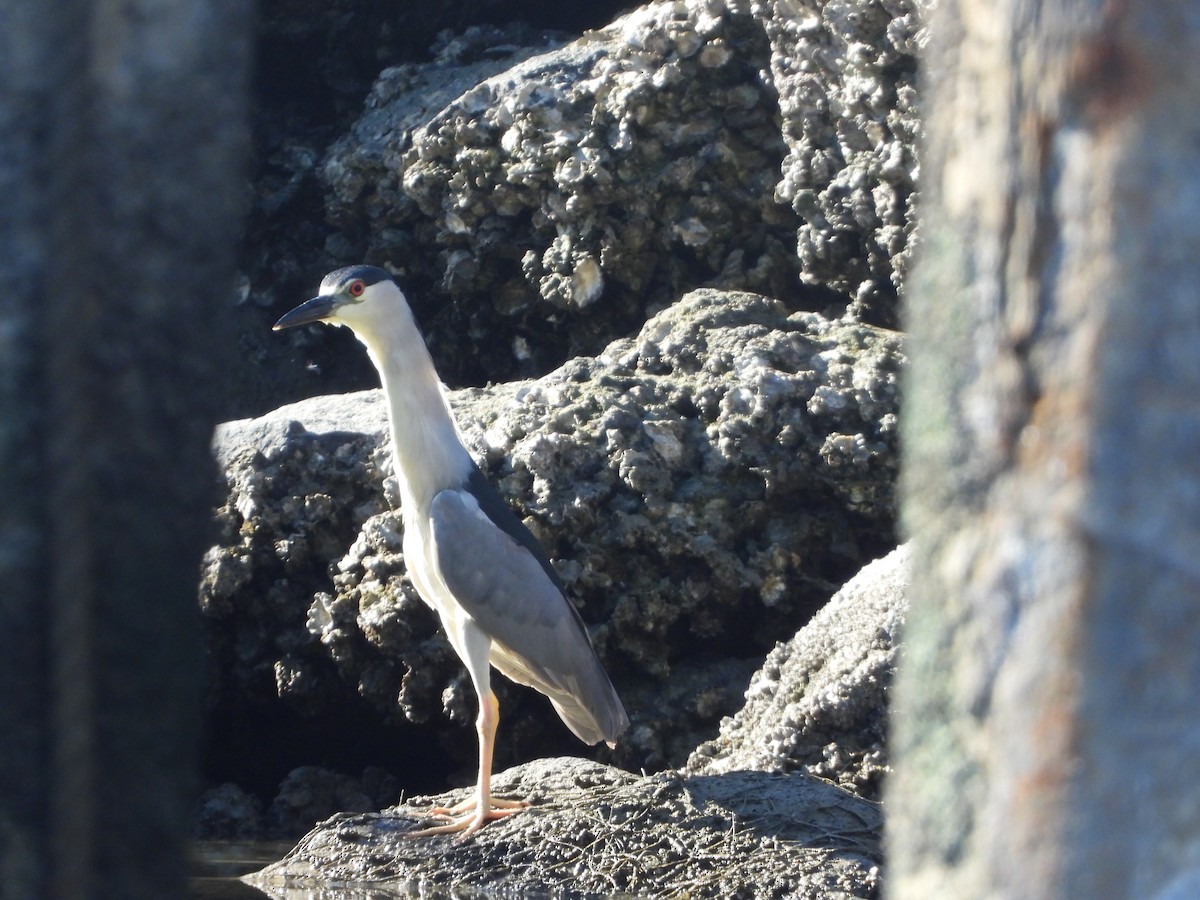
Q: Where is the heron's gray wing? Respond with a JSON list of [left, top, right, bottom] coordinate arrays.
[[428, 481, 628, 746]]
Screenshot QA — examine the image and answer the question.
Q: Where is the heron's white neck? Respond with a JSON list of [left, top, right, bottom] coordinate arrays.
[[351, 311, 473, 512]]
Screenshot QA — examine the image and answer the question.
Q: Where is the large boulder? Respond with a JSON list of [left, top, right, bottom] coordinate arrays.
[[244, 0, 925, 414], [688, 543, 911, 801], [318, 1, 800, 385], [246, 757, 884, 899], [202, 287, 903, 795]]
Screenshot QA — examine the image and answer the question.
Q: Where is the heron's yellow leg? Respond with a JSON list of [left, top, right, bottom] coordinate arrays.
[[404, 689, 529, 839]]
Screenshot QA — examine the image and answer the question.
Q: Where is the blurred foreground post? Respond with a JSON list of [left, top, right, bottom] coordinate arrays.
[[0, 0, 250, 896], [890, 1, 1200, 897]]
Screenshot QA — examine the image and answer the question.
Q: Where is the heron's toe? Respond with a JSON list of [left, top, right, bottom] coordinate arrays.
[[403, 796, 529, 839], [428, 795, 528, 817]]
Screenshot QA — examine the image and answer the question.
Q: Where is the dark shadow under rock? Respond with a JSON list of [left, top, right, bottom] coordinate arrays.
[[247, 757, 881, 899]]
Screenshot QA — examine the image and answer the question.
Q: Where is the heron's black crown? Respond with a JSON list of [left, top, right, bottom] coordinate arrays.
[[322, 264, 394, 293]]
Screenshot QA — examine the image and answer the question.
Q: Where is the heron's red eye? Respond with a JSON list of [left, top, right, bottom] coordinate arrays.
[[348, 280, 365, 297]]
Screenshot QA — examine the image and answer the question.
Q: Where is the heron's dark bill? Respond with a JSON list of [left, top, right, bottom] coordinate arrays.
[[273, 295, 337, 330]]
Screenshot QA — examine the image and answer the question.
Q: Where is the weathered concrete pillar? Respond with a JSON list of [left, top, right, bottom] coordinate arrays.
[[890, 1, 1200, 897], [0, 0, 250, 895]]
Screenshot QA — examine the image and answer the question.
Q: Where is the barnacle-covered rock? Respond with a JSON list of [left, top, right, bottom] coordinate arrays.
[[231, 23, 578, 415], [203, 288, 903, 786], [238, 0, 928, 417], [757, 0, 928, 325], [202, 404, 390, 713], [320, 0, 801, 383]]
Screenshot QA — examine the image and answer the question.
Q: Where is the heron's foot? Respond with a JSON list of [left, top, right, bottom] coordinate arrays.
[[404, 796, 529, 840], [429, 795, 528, 817]]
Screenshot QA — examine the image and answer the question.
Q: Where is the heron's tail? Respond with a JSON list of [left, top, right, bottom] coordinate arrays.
[[493, 643, 629, 746], [547, 671, 630, 747]]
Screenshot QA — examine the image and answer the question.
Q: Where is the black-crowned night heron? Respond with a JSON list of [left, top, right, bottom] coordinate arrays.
[[274, 265, 629, 837]]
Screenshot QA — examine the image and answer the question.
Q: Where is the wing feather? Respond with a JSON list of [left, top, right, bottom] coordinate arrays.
[[428, 483, 628, 746]]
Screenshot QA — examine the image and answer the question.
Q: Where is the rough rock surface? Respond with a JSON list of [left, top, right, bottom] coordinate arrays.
[[233, 0, 927, 417], [758, 0, 926, 325], [318, 0, 804, 387], [231, 23, 578, 415], [202, 287, 903, 796], [196, 783, 265, 840], [199, 766, 402, 841], [688, 543, 910, 800], [246, 757, 883, 899]]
